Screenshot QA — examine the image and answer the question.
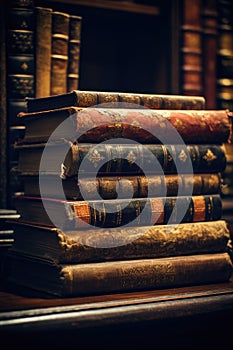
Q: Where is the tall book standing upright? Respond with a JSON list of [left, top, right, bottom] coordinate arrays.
[[6, 90, 233, 297], [67, 15, 82, 92]]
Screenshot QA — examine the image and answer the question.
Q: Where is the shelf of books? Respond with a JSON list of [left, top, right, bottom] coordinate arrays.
[[0, 1, 233, 346]]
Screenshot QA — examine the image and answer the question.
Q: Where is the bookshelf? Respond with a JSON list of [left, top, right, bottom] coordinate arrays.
[[0, 1, 233, 346]]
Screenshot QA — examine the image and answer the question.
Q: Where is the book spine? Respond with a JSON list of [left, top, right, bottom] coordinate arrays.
[[50, 11, 70, 96], [202, 0, 218, 108], [25, 92, 206, 113], [61, 253, 232, 296], [19, 108, 232, 144], [6, 1, 35, 202], [35, 7, 52, 98], [7, 8, 35, 100], [216, 0, 233, 112], [67, 15, 82, 92], [67, 194, 222, 229], [11, 220, 231, 263], [181, 0, 203, 96], [27, 173, 221, 199], [63, 143, 226, 177], [75, 108, 232, 144]]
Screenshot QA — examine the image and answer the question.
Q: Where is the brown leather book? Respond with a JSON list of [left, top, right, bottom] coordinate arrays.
[[18, 107, 232, 144], [9, 219, 231, 263], [25, 90, 206, 112], [67, 15, 82, 92], [22, 173, 222, 200], [180, 0, 203, 96], [50, 11, 70, 95], [8, 252, 233, 296], [202, 0, 218, 108], [35, 7, 52, 98]]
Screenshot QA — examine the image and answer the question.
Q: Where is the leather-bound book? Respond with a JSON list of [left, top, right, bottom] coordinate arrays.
[[12, 193, 223, 229], [67, 15, 82, 92], [18, 107, 232, 145], [181, 0, 203, 96], [22, 173, 222, 200], [15, 142, 227, 176], [34, 7, 52, 98], [25, 90, 206, 112], [50, 11, 70, 95], [202, 0, 218, 108], [7, 252, 233, 297], [9, 219, 231, 263]]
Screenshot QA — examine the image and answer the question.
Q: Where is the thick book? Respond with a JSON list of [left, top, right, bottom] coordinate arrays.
[[12, 194, 222, 230], [25, 90, 206, 113], [15, 142, 227, 177], [67, 15, 82, 92], [17, 107, 232, 144], [22, 173, 222, 200], [7, 252, 233, 296], [9, 220, 231, 263], [50, 11, 70, 96]]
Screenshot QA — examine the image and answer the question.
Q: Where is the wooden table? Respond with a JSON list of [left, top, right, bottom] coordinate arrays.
[[1, 280, 233, 349]]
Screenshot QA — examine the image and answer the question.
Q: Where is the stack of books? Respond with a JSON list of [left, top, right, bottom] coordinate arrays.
[[6, 90, 233, 297]]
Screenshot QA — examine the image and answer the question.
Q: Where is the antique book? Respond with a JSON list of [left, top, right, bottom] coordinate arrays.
[[22, 173, 222, 200], [25, 90, 206, 112], [202, 0, 218, 109], [180, 0, 203, 96], [18, 107, 232, 144], [51, 11, 70, 96], [12, 194, 223, 230], [216, 0, 233, 111], [7, 6, 35, 102], [16, 142, 227, 176], [7, 252, 233, 296], [67, 15, 82, 91], [6, 0, 35, 200], [34, 6, 52, 98], [9, 220, 231, 263]]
